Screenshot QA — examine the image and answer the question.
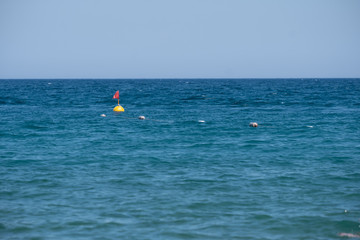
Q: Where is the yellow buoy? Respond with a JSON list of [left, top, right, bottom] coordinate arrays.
[[113, 105, 124, 112], [112, 90, 125, 112]]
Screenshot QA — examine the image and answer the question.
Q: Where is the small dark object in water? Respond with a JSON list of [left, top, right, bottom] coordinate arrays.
[[249, 122, 258, 127]]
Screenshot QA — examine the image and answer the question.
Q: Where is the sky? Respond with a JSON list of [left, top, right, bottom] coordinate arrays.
[[0, 0, 359, 79]]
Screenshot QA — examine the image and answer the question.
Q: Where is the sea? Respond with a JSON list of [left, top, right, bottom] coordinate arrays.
[[0, 79, 359, 240]]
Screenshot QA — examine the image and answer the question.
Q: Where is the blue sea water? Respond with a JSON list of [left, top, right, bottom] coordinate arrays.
[[0, 79, 360, 240]]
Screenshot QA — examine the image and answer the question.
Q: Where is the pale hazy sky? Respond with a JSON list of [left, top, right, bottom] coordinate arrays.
[[0, 0, 359, 79]]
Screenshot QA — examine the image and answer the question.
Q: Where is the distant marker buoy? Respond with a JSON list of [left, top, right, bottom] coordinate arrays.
[[138, 116, 145, 120], [113, 105, 124, 112], [100, 114, 106, 117], [249, 122, 258, 127], [338, 233, 360, 238], [112, 90, 125, 112]]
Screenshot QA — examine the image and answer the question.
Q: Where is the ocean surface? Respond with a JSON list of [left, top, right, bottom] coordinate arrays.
[[1, 79, 359, 240]]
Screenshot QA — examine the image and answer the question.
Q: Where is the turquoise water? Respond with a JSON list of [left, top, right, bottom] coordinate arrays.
[[1, 79, 360, 239]]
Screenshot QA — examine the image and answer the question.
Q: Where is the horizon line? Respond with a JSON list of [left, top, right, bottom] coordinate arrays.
[[1, 77, 359, 80]]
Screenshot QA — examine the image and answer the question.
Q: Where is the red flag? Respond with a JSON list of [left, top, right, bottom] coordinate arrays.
[[113, 91, 119, 99]]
